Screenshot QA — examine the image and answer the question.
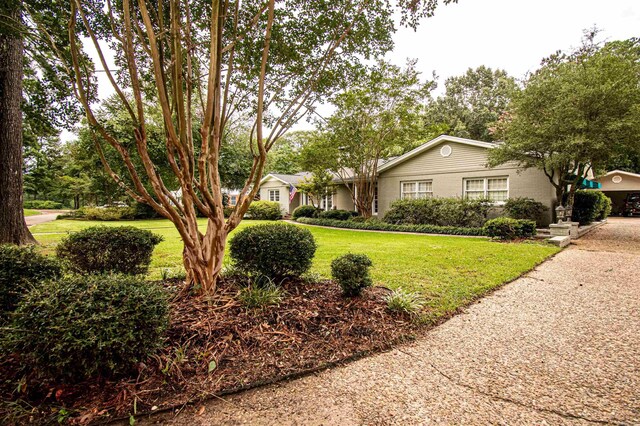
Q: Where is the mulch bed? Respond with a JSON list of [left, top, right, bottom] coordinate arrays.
[[0, 278, 421, 424]]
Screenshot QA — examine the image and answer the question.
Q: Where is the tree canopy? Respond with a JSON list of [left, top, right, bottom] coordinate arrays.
[[488, 33, 640, 208]]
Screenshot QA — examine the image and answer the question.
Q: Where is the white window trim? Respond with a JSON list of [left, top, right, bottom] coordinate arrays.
[[321, 193, 334, 211], [400, 180, 433, 200], [463, 177, 509, 204], [268, 189, 280, 202]]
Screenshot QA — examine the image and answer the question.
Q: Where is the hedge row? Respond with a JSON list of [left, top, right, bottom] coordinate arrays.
[[296, 217, 486, 236]]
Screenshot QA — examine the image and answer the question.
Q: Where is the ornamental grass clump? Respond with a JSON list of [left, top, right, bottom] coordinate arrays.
[[385, 288, 426, 315], [56, 226, 163, 275], [229, 223, 316, 280], [4, 274, 169, 381], [331, 253, 373, 297], [238, 282, 284, 309]]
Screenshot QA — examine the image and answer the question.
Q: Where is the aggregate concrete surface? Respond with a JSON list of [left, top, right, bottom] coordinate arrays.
[[141, 218, 640, 425]]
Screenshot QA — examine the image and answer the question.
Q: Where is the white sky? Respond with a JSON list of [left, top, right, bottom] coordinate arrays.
[[60, 0, 640, 141]]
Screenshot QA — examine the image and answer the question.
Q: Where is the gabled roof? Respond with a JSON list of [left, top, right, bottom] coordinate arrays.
[[598, 170, 640, 179], [378, 135, 497, 173], [260, 172, 313, 186]]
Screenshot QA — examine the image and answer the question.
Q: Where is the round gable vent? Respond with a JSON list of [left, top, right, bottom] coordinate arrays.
[[612, 175, 622, 184], [440, 144, 452, 157]]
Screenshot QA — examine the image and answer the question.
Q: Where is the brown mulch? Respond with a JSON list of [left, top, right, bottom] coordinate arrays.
[[0, 278, 420, 424]]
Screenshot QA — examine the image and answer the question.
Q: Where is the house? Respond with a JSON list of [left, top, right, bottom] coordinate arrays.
[[594, 170, 640, 215], [258, 135, 562, 222]]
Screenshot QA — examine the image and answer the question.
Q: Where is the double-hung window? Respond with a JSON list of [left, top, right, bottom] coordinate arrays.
[[268, 189, 280, 202], [401, 181, 433, 200], [321, 193, 333, 210], [463, 177, 509, 203]]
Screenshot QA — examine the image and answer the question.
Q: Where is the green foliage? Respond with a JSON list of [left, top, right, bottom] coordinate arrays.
[[503, 197, 549, 227], [318, 209, 353, 221], [572, 190, 612, 225], [331, 253, 373, 297], [22, 200, 63, 209], [56, 226, 163, 275], [73, 206, 136, 221], [484, 217, 537, 240], [424, 66, 518, 142], [160, 267, 187, 281], [383, 197, 491, 227], [238, 283, 284, 309], [133, 202, 161, 219], [5, 274, 169, 381], [246, 201, 282, 220], [292, 205, 320, 219], [385, 288, 426, 315], [229, 223, 317, 280], [489, 35, 640, 205], [297, 217, 487, 236], [0, 245, 62, 315], [296, 171, 336, 209]]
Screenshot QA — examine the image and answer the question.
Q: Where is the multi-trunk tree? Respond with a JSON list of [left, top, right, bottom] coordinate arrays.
[[301, 60, 432, 218], [488, 33, 640, 210], [55, 0, 453, 294]]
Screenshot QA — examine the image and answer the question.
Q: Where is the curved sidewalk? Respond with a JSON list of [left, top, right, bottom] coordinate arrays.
[[143, 218, 640, 425]]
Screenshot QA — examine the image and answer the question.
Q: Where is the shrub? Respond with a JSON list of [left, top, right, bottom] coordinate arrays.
[[292, 204, 320, 219], [74, 206, 136, 221], [23, 200, 63, 209], [385, 288, 426, 315], [296, 217, 486, 236], [383, 197, 491, 227], [56, 226, 163, 275], [318, 209, 353, 221], [160, 267, 187, 281], [229, 223, 316, 279], [238, 283, 284, 309], [572, 190, 611, 225], [133, 202, 161, 219], [503, 197, 549, 227], [246, 200, 282, 220], [0, 245, 62, 316], [331, 253, 373, 297], [484, 217, 537, 240], [5, 274, 169, 381]]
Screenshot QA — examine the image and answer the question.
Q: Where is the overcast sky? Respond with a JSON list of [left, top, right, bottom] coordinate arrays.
[[61, 0, 640, 141]]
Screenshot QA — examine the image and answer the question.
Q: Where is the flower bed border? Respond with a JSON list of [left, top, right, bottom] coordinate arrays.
[[295, 217, 487, 236]]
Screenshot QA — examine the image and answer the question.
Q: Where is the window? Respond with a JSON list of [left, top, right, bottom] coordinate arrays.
[[373, 185, 378, 214], [401, 181, 433, 199], [268, 189, 280, 202], [229, 195, 238, 206], [321, 193, 333, 211], [464, 177, 508, 203]]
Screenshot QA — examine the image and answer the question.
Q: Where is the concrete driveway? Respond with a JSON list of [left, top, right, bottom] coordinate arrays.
[[142, 218, 640, 425], [25, 210, 65, 227]]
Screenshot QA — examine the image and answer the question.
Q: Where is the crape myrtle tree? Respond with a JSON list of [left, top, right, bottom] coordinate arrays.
[[488, 32, 640, 211], [58, 0, 454, 295], [301, 60, 433, 218]]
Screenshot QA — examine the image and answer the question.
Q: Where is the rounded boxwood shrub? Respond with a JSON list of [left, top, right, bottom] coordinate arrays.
[[292, 204, 319, 219], [56, 226, 163, 275], [503, 197, 549, 227], [331, 253, 373, 297], [0, 245, 62, 316], [484, 217, 537, 240], [5, 274, 169, 381], [318, 209, 353, 221], [246, 200, 282, 220], [229, 223, 316, 280]]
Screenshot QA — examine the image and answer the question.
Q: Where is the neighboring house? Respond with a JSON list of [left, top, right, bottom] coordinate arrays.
[[258, 135, 563, 222], [594, 170, 640, 215]]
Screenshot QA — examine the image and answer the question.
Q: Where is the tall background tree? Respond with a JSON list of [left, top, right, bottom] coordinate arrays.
[[301, 60, 433, 217], [424, 65, 518, 142], [489, 32, 640, 209], [53, 0, 453, 294]]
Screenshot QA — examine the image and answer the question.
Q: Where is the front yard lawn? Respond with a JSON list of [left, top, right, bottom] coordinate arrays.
[[23, 209, 41, 216], [31, 219, 560, 319]]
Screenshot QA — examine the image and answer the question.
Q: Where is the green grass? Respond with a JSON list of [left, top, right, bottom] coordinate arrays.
[[31, 218, 560, 318], [23, 209, 41, 216]]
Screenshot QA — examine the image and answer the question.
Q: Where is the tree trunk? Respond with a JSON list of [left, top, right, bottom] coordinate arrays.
[[0, 2, 35, 245], [181, 218, 227, 295]]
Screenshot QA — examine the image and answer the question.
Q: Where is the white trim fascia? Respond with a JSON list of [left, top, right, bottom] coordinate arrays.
[[378, 135, 496, 173], [599, 170, 640, 179], [259, 174, 289, 185]]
